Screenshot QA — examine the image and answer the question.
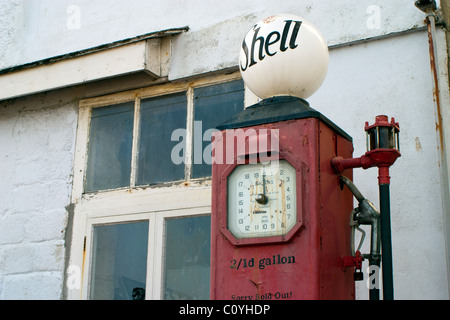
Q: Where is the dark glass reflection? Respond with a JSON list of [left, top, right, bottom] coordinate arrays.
[[90, 221, 149, 300], [163, 215, 211, 300]]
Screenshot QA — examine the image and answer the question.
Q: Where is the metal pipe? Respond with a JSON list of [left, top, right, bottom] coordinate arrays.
[[379, 183, 394, 300], [368, 220, 381, 300], [415, 0, 450, 298], [340, 175, 365, 203]]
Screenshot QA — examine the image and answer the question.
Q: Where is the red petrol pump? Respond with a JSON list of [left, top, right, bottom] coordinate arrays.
[[210, 14, 400, 300], [210, 96, 355, 300]]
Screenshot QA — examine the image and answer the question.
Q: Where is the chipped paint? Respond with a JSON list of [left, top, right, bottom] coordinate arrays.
[[415, 137, 424, 153]]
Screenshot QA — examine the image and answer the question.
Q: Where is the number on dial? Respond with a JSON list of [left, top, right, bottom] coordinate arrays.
[[227, 160, 297, 239]]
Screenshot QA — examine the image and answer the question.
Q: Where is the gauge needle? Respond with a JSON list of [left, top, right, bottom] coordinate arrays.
[[256, 171, 268, 205], [263, 172, 267, 198]]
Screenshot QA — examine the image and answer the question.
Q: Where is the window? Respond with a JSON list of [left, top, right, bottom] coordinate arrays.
[[82, 77, 244, 191], [85, 102, 135, 192], [192, 80, 246, 178], [163, 215, 211, 299], [69, 72, 246, 300], [90, 221, 149, 300], [137, 92, 188, 185]]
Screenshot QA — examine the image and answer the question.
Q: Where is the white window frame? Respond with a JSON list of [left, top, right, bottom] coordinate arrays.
[[67, 71, 253, 300], [84, 207, 211, 300]]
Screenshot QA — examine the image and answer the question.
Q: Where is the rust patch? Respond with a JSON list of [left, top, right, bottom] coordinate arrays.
[[415, 137, 423, 153], [427, 19, 445, 157], [262, 15, 276, 24], [303, 134, 309, 146], [248, 278, 265, 297], [81, 236, 86, 293]]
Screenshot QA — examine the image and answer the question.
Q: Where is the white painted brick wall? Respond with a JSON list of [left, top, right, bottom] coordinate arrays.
[[0, 95, 78, 299]]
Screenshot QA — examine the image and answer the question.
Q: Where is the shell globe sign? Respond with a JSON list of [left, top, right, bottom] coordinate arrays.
[[239, 14, 329, 100]]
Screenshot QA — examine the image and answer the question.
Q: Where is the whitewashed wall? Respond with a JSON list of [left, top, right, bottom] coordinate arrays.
[[309, 30, 449, 299], [0, 90, 78, 299], [0, 0, 429, 72], [0, 0, 448, 299]]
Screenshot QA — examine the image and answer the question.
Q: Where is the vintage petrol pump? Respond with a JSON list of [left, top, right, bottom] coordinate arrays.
[[210, 14, 400, 300], [210, 14, 355, 300], [210, 96, 355, 300]]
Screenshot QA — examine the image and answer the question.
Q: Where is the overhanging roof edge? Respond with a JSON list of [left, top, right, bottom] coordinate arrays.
[[0, 26, 189, 76]]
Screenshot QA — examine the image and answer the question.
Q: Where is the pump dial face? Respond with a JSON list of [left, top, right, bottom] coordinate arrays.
[[227, 160, 297, 239]]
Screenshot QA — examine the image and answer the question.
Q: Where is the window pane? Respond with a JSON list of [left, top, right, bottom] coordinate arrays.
[[90, 221, 149, 300], [85, 102, 134, 192], [192, 80, 245, 178], [164, 215, 211, 300], [137, 92, 187, 186]]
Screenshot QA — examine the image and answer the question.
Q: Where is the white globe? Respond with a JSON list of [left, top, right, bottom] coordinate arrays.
[[239, 14, 329, 100]]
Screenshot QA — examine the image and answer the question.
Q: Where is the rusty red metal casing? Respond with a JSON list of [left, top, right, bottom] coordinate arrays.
[[210, 98, 355, 300]]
